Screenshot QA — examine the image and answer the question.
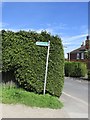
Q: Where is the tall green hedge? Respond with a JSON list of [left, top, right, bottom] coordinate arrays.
[[2, 30, 64, 97], [88, 70, 90, 80], [0, 31, 2, 71], [65, 61, 87, 77]]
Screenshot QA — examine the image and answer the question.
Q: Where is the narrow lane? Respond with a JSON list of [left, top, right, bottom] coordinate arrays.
[[60, 77, 88, 118]]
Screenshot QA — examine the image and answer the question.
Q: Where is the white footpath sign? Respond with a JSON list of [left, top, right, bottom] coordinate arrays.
[[36, 41, 50, 95]]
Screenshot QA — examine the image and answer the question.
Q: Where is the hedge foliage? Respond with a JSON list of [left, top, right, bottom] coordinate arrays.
[[0, 31, 2, 70], [65, 61, 87, 77], [88, 70, 90, 80], [2, 30, 64, 97]]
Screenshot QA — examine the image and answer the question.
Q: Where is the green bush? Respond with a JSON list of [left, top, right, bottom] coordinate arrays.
[[65, 61, 87, 77], [2, 30, 64, 97], [88, 70, 90, 80]]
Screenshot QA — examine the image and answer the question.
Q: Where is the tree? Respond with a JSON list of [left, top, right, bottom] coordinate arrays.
[[84, 50, 90, 59]]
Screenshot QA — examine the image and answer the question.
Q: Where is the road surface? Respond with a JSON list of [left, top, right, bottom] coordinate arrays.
[[60, 77, 89, 118]]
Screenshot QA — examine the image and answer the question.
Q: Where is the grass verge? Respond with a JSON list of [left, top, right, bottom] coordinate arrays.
[[0, 84, 63, 109]]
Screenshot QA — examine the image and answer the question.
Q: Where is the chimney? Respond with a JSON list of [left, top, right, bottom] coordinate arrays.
[[85, 35, 90, 49], [87, 35, 89, 40]]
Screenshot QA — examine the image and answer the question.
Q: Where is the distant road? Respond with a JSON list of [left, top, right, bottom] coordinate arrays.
[[60, 77, 89, 118]]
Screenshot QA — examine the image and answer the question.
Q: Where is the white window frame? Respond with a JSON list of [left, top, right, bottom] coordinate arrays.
[[77, 53, 80, 59], [81, 52, 84, 59]]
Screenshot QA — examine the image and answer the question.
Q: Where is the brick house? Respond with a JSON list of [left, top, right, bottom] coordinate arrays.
[[67, 36, 90, 69]]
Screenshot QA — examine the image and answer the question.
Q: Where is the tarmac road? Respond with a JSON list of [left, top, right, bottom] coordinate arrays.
[[60, 77, 89, 118]]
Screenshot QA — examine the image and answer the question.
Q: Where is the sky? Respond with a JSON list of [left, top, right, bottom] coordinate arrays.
[[1, 2, 88, 58]]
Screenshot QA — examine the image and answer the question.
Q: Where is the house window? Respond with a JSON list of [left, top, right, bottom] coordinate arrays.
[[81, 52, 84, 59], [77, 53, 80, 59]]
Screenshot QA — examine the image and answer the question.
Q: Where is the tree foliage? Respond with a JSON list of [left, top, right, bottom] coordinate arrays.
[[84, 50, 90, 59]]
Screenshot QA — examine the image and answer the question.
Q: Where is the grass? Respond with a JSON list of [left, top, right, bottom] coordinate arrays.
[[0, 83, 63, 109]]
